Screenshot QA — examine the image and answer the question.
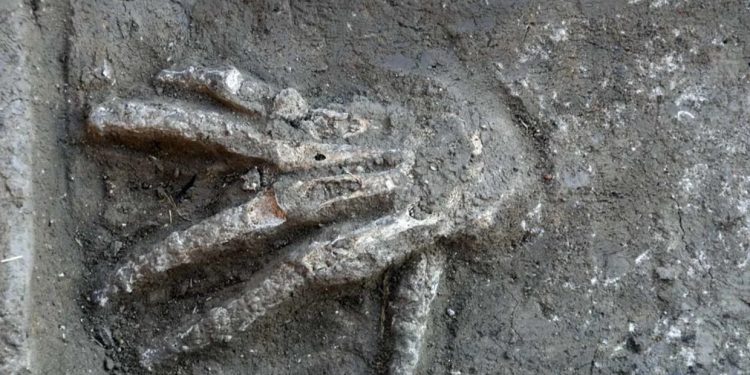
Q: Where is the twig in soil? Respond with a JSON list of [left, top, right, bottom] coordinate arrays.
[[1, 255, 23, 263], [174, 174, 197, 203], [157, 187, 189, 221]]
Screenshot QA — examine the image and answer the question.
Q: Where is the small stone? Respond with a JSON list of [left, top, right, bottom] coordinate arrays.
[[104, 179, 117, 197], [626, 334, 645, 353], [656, 266, 678, 281], [95, 326, 115, 348], [241, 168, 261, 192], [147, 287, 169, 303], [104, 357, 116, 371], [446, 308, 456, 317], [273, 88, 309, 121], [110, 241, 123, 255], [101, 59, 115, 85]]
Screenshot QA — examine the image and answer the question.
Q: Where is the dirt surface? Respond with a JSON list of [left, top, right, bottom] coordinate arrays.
[[7, 0, 750, 374]]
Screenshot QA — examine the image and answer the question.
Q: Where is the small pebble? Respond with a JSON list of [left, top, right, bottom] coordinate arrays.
[[241, 168, 261, 192], [656, 266, 678, 281], [104, 357, 116, 371], [110, 241, 123, 255], [95, 326, 115, 348], [446, 308, 456, 317]]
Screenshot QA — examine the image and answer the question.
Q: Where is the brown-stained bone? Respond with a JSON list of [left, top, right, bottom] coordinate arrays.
[[88, 94, 417, 308], [85, 75, 446, 371], [93, 163, 411, 306], [91, 190, 287, 306], [139, 212, 443, 369], [156, 65, 274, 116], [387, 249, 446, 375], [87, 99, 402, 172]]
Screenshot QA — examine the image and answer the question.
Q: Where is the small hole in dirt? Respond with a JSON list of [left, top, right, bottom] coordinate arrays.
[[314, 154, 326, 161]]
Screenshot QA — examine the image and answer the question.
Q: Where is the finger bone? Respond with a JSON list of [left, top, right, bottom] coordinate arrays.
[[140, 213, 440, 366], [88, 99, 397, 172], [93, 190, 287, 305], [157, 65, 273, 115]]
